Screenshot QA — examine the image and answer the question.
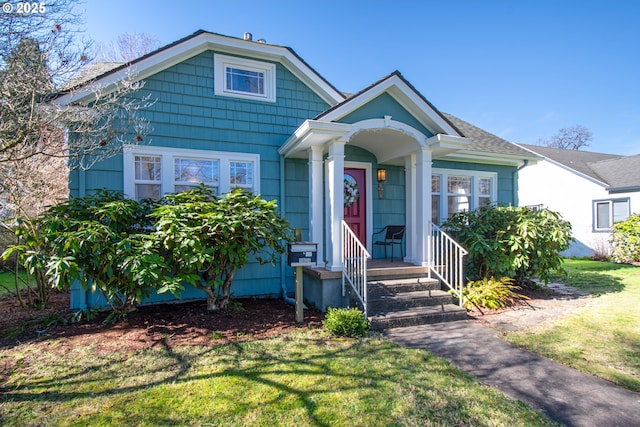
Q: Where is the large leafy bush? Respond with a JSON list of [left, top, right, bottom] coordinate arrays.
[[5, 191, 162, 320], [444, 206, 572, 284], [6, 186, 292, 318], [611, 214, 640, 264], [152, 187, 292, 311]]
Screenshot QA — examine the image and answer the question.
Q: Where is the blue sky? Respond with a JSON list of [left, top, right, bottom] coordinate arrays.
[[81, 0, 640, 155]]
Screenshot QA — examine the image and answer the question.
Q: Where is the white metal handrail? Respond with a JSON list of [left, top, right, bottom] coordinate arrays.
[[429, 222, 468, 307], [342, 221, 370, 318]]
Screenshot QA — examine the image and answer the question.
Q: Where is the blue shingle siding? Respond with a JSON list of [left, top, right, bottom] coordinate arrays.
[[338, 93, 434, 138], [70, 51, 330, 198], [69, 51, 330, 306]]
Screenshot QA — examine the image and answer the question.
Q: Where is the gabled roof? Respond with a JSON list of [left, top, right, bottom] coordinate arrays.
[[54, 30, 345, 106], [316, 71, 463, 137], [442, 114, 540, 160], [520, 144, 639, 190], [590, 155, 640, 191]]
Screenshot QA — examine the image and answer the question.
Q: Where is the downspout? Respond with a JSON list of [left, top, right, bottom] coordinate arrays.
[[279, 154, 297, 306], [513, 159, 529, 206]]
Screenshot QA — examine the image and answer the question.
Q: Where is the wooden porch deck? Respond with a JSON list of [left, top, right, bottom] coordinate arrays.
[[303, 259, 431, 281]]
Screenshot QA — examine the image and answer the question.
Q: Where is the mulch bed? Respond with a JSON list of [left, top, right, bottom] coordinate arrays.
[[0, 292, 325, 355]]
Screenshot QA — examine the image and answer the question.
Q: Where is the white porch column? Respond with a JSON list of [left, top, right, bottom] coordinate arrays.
[[405, 153, 416, 264], [415, 149, 433, 266], [308, 146, 324, 266], [325, 139, 345, 271]]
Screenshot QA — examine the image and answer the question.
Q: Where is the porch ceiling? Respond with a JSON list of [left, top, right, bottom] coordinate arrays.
[[348, 128, 418, 165]]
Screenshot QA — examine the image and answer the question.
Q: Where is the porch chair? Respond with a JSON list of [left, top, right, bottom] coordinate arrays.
[[373, 225, 406, 261]]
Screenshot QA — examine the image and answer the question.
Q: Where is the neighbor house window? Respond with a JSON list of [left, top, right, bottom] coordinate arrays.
[[431, 169, 497, 225], [593, 198, 630, 231], [124, 145, 260, 201], [214, 54, 276, 102]]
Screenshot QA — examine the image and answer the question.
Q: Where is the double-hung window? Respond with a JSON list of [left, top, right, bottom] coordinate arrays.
[[134, 155, 162, 200], [124, 145, 260, 201], [214, 54, 276, 102], [431, 169, 497, 225], [593, 198, 630, 231]]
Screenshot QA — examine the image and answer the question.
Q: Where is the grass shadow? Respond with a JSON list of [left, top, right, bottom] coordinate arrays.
[[550, 260, 638, 296]]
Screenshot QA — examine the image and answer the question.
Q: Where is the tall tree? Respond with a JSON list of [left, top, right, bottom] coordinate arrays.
[[538, 125, 593, 150], [0, 0, 154, 169], [97, 32, 161, 62]]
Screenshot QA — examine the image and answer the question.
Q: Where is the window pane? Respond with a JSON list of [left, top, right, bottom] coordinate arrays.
[[432, 174, 440, 193], [432, 195, 440, 225], [135, 156, 161, 181], [613, 200, 630, 223], [478, 197, 491, 208], [174, 158, 219, 185], [135, 184, 161, 200], [230, 161, 253, 186], [448, 176, 471, 195], [226, 67, 264, 94], [596, 202, 610, 229], [448, 196, 470, 215], [479, 178, 492, 196]]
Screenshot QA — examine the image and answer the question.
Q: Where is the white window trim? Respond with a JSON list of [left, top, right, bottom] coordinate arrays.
[[432, 168, 497, 224], [593, 197, 630, 232], [123, 145, 260, 199], [214, 53, 276, 102]]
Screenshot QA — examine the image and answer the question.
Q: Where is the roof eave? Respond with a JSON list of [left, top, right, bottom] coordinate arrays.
[[278, 120, 351, 158], [54, 31, 345, 106], [439, 150, 540, 167]]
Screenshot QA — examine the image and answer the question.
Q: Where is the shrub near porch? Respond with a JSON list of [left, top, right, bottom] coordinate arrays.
[[444, 206, 572, 284]]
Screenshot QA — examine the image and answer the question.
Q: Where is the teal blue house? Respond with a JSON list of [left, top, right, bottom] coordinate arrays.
[[55, 30, 538, 314]]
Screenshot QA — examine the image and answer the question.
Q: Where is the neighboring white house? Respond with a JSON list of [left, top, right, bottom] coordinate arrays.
[[517, 144, 640, 257]]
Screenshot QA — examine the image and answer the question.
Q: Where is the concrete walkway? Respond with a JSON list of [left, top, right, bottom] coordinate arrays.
[[385, 320, 640, 427]]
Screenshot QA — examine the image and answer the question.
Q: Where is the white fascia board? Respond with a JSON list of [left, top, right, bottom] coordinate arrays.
[[513, 143, 608, 187], [320, 74, 460, 136], [441, 150, 540, 167], [55, 32, 344, 106], [539, 155, 609, 188], [279, 120, 351, 157]]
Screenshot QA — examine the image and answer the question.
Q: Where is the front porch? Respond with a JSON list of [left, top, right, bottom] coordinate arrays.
[[302, 258, 468, 328], [302, 260, 432, 312]]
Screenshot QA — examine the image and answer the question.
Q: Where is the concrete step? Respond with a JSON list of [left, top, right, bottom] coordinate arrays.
[[368, 289, 453, 312], [369, 304, 468, 330], [368, 277, 440, 296]]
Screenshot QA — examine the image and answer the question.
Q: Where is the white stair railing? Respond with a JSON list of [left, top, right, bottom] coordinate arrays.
[[342, 221, 370, 318], [429, 222, 468, 307]]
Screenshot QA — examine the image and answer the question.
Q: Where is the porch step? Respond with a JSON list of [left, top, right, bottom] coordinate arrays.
[[369, 304, 468, 330], [368, 290, 453, 312], [366, 276, 468, 330], [368, 277, 440, 296]]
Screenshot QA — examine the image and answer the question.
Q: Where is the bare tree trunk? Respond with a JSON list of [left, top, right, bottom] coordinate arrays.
[[204, 287, 220, 312], [203, 268, 235, 311]]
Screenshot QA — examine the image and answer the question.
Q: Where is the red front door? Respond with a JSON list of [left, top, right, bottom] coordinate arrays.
[[344, 168, 366, 245]]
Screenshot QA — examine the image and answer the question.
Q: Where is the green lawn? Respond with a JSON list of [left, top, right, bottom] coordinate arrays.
[[504, 259, 640, 391], [1, 330, 556, 426], [0, 270, 33, 298]]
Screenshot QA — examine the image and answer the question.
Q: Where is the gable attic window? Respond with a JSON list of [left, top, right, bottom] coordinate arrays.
[[214, 54, 276, 102]]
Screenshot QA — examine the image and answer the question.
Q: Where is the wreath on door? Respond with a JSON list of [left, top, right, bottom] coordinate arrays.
[[344, 175, 360, 207]]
